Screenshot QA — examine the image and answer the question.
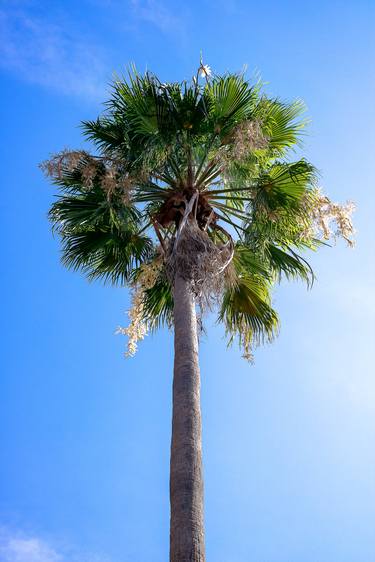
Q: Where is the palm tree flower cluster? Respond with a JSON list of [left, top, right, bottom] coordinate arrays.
[[116, 255, 164, 356], [41, 63, 354, 562]]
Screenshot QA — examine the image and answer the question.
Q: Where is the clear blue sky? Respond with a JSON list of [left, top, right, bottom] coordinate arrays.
[[1, 1, 374, 561]]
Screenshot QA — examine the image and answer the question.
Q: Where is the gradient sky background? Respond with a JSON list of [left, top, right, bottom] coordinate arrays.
[[1, 1, 374, 561]]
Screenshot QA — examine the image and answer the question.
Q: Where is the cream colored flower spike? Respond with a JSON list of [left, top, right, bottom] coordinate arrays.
[[199, 64, 212, 78]]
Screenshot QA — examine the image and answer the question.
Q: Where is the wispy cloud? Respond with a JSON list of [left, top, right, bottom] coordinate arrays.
[[130, 0, 186, 36], [0, 527, 111, 562], [0, 536, 61, 562], [0, 7, 108, 100]]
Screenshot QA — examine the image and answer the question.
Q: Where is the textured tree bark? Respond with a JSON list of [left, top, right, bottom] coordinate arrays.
[[170, 274, 205, 562]]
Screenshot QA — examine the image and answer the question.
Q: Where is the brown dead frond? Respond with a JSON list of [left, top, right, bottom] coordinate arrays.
[[166, 219, 234, 302]]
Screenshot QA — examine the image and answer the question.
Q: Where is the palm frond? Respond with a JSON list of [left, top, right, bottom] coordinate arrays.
[[205, 74, 256, 135], [251, 159, 317, 213], [259, 98, 308, 156], [233, 243, 272, 277], [219, 275, 279, 349], [81, 118, 127, 153], [60, 228, 153, 285], [142, 278, 174, 329], [49, 166, 154, 285], [267, 244, 314, 287]]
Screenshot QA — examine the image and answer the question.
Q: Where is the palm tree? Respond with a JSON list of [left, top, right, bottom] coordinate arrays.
[[41, 63, 354, 562]]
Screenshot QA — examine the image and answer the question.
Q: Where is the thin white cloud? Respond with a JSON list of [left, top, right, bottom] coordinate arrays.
[[0, 8, 108, 100], [130, 0, 184, 35], [0, 527, 111, 562], [0, 534, 61, 562]]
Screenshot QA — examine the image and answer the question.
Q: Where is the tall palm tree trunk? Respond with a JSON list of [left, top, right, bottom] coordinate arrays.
[[170, 273, 205, 562]]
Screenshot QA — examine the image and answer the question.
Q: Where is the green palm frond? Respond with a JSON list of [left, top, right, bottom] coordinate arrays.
[[205, 74, 256, 135], [219, 274, 279, 353], [59, 228, 153, 285], [81, 117, 128, 153], [219, 240, 279, 357], [259, 98, 308, 155], [233, 243, 272, 277], [113, 73, 168, 137], [50, 191, 141, 233], [142, 277, 174, 330], [49, 162, 153, 285], [267, 244, 314, 286], [252, 160, 317, 212]]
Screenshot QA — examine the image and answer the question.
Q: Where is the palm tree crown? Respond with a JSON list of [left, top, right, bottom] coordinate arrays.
[[42, 63, 354, 360]]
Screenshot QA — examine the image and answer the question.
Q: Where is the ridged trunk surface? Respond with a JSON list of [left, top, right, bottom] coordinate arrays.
[[169, 274, 205, 562]]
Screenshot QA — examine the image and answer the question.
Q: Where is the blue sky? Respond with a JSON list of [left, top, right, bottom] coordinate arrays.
[[0, 1, 374, 561]]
